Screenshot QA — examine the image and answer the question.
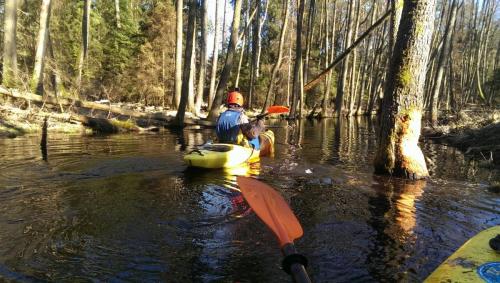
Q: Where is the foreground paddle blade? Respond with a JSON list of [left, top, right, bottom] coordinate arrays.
[[237, 176, 303, 247], [266, 105, 289, 114]]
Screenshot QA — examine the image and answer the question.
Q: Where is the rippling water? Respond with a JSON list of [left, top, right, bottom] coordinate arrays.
[[0, 118, 498, 282]]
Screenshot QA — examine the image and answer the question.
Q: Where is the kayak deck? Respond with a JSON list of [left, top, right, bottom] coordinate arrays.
[[425, 225, 500, 283]]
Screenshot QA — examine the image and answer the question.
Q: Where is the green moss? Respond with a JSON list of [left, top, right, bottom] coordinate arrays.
[[110, 119, 137, 131], [399, 67, 412, 87], [415, 22, 425, 38]]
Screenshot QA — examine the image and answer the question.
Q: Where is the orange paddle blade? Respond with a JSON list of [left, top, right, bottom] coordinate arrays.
[[266, 105, 290, 114], [237, 176, 303, 247]]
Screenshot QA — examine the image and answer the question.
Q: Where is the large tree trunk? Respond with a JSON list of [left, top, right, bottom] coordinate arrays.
[[290, 0, 306, 118], [374, 0, 435, 179], [430, 0, 458, 124], [207, 0, 243, 120], [175, 0, 197, 126], [2, 0, 18, 87], [195, 0, 208, 116], [174, 0, 183, 109], [30, 0, 52, 95], [76, 0, 91, 95], [262, 0, 289, 112], [208, 0, 220, 110]]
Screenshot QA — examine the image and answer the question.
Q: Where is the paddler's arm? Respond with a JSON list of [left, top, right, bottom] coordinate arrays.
[[239, 114, 265, 140]]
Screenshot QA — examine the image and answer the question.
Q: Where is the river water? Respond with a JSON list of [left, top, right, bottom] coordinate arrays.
[[0, 118, 498, 282]]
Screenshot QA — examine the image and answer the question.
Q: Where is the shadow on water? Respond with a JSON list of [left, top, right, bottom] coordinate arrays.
[[0, 117, 498, 282]]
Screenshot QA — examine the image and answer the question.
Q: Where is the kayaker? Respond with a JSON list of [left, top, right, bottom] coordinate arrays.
[[216, 89, 265, 149]]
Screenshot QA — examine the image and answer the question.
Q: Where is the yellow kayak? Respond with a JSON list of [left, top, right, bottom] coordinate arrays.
[[425, 225, 500, 283], [184, 130, 274, 169]]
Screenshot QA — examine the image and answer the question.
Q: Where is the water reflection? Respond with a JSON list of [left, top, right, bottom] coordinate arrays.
[[367, 177, 426, 282], [0, 118, 498, 282]]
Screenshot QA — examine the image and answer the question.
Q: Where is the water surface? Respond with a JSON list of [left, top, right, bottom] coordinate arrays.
[[0, 118, 498, 282]]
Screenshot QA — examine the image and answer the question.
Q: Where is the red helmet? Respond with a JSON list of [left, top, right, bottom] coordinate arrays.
[[227, 91, 244, 107]]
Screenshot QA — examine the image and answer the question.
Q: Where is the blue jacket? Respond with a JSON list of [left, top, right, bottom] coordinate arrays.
[[216, 109, 260, 149]]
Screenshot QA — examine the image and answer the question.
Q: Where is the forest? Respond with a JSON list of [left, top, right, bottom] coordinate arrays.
[[0, 0, 497, 118]]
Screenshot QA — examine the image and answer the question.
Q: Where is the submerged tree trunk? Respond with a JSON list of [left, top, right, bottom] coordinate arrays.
[[430, 0, 458, 124], [195, 0, 208, 116], [290, 0, 306, 118], [31, 0, 52, 95], [2, 0, 18, 87], [262, 0, 289, 112], [374, 0, 435, 179], [76, 0, 91, 95], [207, 0, 243, 120], [175, 0, 197, 126], [174, 0, 183, 109], [208, 0, 220, 110]]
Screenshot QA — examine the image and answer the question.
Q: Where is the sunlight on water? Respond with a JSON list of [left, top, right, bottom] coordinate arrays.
[[0, 119, 498, 282]]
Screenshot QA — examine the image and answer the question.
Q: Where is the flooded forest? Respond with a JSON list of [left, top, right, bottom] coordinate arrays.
[[0, 0, 499, 282]]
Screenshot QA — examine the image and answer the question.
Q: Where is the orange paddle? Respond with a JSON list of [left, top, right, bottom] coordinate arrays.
[[255, 105, 290, 120], [237, 176, 311, 283]]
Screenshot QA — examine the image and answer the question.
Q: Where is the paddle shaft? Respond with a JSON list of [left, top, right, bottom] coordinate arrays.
[[282, 244, 311, 283]]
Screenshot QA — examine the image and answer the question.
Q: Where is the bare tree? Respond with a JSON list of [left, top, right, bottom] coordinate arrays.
[[290, 0, 306, 118], [262, 0, 290, 112], [175, 0, 197, 126], [208, 0, 221, 109], [31, 0, 52, 95], [2, 0, 18, 87], [430, 0, 459, 124], [174, 0, 183, 109], [195, 0, 208, 116], [76, 0, 91, 95], [207, 0, 243, 120]]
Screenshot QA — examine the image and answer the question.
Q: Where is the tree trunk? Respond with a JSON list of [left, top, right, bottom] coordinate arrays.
[[374, 0, 435, 179], [290, 0, 306, 118], [321, 0, 336, 118], [249, 0, 261, 109], [47, 32, 64, 112], [334, 0, 356, 117], [76, 0, 91, 95], [207, 0, 243, 120], [115, 0, 121, 28], [195, 0, 208, 116], [174, 0, 183, 109], [255, 0, 269, 78], [303, 0, 316, 85], [348, 0, 361, 116], [2, 0, 18, 87], [430, 0, 458, 124], [175, 0, 197, 126], [262, 0, 289, 112], [30, 0, 52, 95], [208, 0, 220, 110], [188, 17, 197, 113]]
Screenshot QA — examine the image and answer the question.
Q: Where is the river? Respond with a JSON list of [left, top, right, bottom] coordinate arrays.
[[0, 117, 498, 282]]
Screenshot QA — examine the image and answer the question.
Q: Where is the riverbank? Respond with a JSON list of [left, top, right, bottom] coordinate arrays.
[[423, 109, 500, 167]]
